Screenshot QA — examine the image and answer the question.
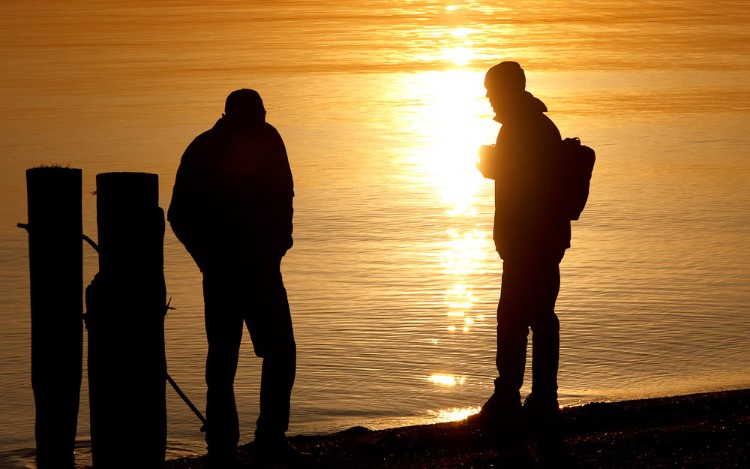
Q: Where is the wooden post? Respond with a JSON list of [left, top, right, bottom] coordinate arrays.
[[86, 172, 167, 468], [23, 167, 83, 469]]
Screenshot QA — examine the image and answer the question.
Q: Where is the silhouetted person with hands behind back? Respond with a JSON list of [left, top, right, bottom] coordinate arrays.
[[168, 89, 308, 468], [476, 62, 572, 462]]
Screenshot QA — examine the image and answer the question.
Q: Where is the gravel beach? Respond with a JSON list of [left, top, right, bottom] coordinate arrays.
[[166, 389, 750, 468]]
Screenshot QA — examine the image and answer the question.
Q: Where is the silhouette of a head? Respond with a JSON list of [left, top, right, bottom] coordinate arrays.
[[224, 89, 266, 129], [484, 62, 526, 94], [225, 89, 265, 115], [484, 62, 527, 122]]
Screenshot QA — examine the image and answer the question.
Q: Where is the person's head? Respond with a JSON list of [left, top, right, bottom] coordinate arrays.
[[484, 61, 526, 118], [223, 88, 266, 129]]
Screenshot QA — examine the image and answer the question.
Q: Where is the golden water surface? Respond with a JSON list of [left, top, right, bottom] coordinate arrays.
[[1, 1, 749, 464]]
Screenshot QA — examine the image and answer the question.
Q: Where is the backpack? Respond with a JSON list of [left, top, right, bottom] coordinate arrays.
[[560, 137, 596, 220]]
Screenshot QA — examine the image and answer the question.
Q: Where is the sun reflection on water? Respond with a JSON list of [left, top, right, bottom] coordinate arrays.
[[442, 228, 488, 333], [428, 374, 466, 386], [401, 69, 488, 215], [398, 65, 497, 399], [442, 28, 475, 66], [442, 228, 487, 277], [400, 68, 494, 341], [429, 406, 481, 422]]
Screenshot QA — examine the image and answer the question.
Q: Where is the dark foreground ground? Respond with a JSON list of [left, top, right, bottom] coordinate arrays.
[[166, 389, 750, 468]]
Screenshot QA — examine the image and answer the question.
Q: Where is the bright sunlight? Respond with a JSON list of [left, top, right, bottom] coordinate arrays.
[[400, 69, 492, 216]]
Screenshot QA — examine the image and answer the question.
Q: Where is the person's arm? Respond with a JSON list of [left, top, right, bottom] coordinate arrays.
[[168, 137, 212, 269], [272, 127, 294, 255]]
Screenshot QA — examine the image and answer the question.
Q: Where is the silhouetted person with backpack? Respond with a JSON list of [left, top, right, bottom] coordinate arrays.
[[476, 62, 572, 459], [168, 89, 307, 468]]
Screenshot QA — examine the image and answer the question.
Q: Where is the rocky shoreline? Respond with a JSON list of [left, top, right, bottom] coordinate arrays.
[[166, 389, 750, 468]]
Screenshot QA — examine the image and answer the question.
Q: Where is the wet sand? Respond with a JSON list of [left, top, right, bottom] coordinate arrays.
[[166, 389, 750, 468]]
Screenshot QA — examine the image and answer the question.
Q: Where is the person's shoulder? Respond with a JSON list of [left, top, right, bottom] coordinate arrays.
[[523, 100, 560, 140], [539, 113, 561, 138], [500, 111, 560, 148], [190, 128, 216, 146], [261, 123, 288, 149], [188, 120, 223, 144], [262, 122, 283, 138], [181, 124, 223, 164]]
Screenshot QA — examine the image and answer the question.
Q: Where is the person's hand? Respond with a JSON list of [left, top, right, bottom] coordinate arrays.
[[477, 144, 496, 179]]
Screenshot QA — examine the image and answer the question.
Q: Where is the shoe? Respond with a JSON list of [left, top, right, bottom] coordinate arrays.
[[523, 393, 561, 439], [476, 392, 526, 449], [523, 393, 559, 418], [251, 435, 312, 468], [478, 392, 522, 428]]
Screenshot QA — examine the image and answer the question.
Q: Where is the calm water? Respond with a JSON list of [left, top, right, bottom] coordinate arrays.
[[1, 1, 749, 466]]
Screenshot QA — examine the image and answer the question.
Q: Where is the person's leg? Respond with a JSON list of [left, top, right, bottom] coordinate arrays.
[[203, 273, 244, 460], [524, 253, 569, 462], [493, 258, 532, 402], [244, 258, 296, 442], [528, 256, 562, 402], [479, 257, 531, 439]]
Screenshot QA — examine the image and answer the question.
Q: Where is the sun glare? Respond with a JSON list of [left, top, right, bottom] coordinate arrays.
[[443, 27, 475, 66], [442, 228, 487, 276], [402, 70, 488, 215], [430, 406, 481, 422], [428, 374, 466, 386], [396, 69, 496, 338], [442, 47, 473, 66]]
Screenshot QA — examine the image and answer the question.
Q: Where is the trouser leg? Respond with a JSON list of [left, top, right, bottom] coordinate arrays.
[[494, 259, 530, 400], [495, 254, 562, 400], [529, 261, 561, 400], [245, 260, 296, 440], [530, 259, 560, 400], [203, 274, 243, 456], [257, 340, 296, 438]]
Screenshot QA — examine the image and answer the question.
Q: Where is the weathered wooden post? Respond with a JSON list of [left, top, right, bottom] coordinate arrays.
[[21, 166, 83, 469], [86, 172, 167, 468]]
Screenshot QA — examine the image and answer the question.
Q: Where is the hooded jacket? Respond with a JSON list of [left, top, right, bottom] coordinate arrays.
[[167, 117, 294, 271], [482, 92, 570, 259]]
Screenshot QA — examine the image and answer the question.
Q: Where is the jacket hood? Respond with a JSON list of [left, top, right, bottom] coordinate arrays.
[[493, 91, 548, 123]]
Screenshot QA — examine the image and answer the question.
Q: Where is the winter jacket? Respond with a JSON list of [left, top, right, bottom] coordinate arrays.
[[479, 92, 570, 259], [168, 117, 294, 271]]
